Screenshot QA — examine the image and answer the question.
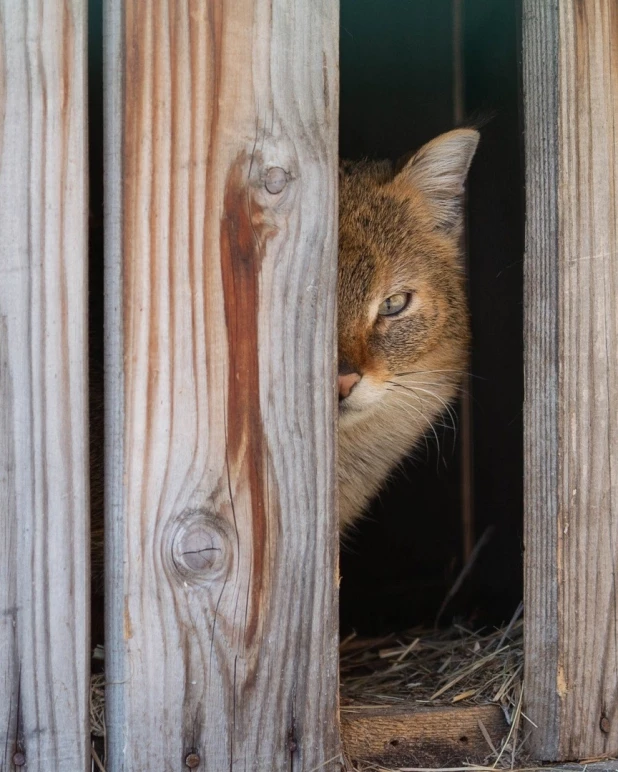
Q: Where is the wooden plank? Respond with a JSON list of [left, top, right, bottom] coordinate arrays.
[[341, 704, 508, 767], [0, 3, 89, 771], [522, 0, 561, 760], [524, 0, 618, 760], [104, 1, 339, 769]]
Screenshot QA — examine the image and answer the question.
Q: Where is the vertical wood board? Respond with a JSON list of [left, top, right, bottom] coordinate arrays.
[[104, 1, 340, 769], [523, 0, 560, 759], [0, 2, 89, 770], [524, 0, 618, 759]]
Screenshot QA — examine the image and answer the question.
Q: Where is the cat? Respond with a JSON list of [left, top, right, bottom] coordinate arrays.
[[337, 128, 479, 527], [90, 128, 478, 582]]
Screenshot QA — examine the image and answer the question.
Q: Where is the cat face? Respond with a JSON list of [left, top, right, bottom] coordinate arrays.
[[337, 129, 479, 424]]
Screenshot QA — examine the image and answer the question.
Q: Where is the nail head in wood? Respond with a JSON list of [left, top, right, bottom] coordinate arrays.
[[185, 752, 200, 768], [264, 166, 287, 194], [12, 753, 25, 767]]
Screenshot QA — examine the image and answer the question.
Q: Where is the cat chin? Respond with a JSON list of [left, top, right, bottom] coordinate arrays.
[[338, 401, 364, 425]]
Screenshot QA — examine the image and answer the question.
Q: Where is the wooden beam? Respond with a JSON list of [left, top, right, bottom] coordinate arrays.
[[0, 2, 89, 770], [104, 1, 340, 769], [524, 0, 618, 760], [341, 704, 508, 767]]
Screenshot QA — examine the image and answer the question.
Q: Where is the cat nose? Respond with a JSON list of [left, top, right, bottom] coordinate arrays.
[[338, 372, 361, 400]]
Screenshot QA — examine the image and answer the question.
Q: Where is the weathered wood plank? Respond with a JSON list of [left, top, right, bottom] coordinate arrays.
[[524, 0, 618, 760], [0, 3, 89, 770], [523, 0, 561, 759], [104, 1, 339, 769], [342, 704, 508, 767]]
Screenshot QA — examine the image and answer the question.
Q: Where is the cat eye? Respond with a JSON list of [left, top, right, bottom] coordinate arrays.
[[377, 292, 411, 317]]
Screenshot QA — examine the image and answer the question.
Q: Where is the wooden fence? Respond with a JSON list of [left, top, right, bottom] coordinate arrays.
[[1, 0, 618, 769]]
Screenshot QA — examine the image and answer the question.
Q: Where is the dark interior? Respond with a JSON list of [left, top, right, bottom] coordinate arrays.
[[339, 0, 524, 635], [89, 0, 104, 649]]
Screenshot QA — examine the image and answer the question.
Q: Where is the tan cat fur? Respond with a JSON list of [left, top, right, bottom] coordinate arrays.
[[337, 128, 479, 528]]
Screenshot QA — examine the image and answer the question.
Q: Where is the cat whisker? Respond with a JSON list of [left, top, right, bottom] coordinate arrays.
[[394, 381, 473, 404], [389, 396, 445, 471], [387, 385, 458, 456], [385, 387, 430, 429], [395, 393, 456, 437], [394, 368, 484, 381], [397, 376, 478, 404], [409, 386, 459, 432], [393, 377, 470, 394], [387, 392, 442, 460], [416, 399, 458, 455], [391, 406, 436, 460], [387, 382, 459, 435], [394, 369, 467, 376]]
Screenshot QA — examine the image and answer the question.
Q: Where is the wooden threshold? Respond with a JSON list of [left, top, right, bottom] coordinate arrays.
[[341, 703, 508, 767]]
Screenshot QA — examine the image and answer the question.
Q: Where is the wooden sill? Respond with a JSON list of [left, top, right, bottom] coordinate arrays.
[[341, 703, 508, 767]]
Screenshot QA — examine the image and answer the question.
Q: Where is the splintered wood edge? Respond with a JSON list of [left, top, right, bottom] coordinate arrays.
[[341, 703, 508, 767]]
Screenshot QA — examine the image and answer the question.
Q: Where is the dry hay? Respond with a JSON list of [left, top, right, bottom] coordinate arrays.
[[89, 672, 106, 771], [89, 605, 527, 771], [90, 673, 106, 739], [340, 603, 527, 771], [341, 605, 523, 711]]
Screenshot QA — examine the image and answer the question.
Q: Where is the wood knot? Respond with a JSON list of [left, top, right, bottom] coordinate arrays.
[[185, 752, 201, 768], [600, 715, 611, 734], [169, 510, 231, 586], [264, 166, 288, 194]]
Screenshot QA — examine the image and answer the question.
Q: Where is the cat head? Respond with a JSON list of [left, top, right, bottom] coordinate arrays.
[[338, 128, 479, 424]]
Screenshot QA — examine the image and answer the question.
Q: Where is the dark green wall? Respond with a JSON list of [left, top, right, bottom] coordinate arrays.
[[340, 0, 455, 161]]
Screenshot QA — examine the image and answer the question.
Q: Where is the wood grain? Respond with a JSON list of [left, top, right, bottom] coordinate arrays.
[[341, 704, 508, 767], [0, 3, 89, 770], [524, 0, 618, 760], [523, 0, 560, 759], [104, 1, 340, 769]]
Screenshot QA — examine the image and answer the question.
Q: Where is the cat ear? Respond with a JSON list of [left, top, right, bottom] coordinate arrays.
[[395, 129, 479, 232]]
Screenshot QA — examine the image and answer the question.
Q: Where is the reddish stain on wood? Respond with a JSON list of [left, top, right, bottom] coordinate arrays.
[[220, 151, 274, 646]]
